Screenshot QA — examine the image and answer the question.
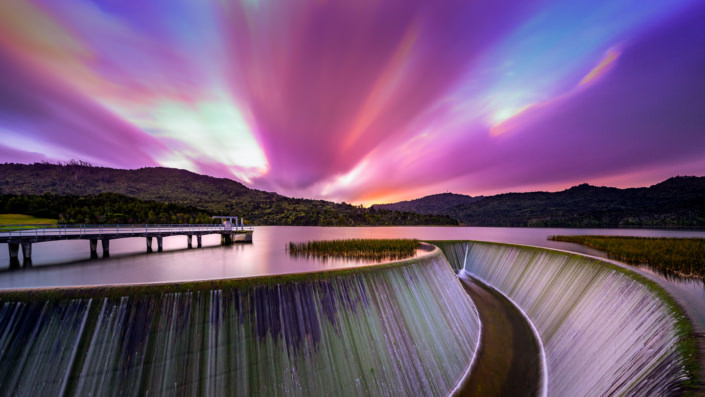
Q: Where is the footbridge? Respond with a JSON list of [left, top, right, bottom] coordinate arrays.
[[1, 221, 253, 267]]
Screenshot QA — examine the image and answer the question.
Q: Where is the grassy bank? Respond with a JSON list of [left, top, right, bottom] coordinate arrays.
[[549, 235, 705, 279], [288, 239, 420, 261], [0, 213, 57, 226]]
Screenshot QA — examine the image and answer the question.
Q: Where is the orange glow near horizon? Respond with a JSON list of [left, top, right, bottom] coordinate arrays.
[[353, 189, 423, 207]]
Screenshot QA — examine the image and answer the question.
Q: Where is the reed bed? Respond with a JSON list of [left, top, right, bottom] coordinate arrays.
[[288, 239, 420, 261], [549, 235, 705, 279]]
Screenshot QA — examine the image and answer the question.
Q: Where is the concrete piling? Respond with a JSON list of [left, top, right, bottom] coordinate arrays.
[[101, 239, 110, 258], [90, 239, 98, 259], [21, 241, 32, 266], [8, 243, 20, 268]]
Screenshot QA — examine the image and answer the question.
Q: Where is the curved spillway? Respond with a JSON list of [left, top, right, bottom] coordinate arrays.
[[0, 248, 480, 396], [436, 241, 694, 396]]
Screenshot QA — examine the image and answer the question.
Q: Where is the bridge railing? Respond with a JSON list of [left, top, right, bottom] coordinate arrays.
[[0, 224, 254, 238]]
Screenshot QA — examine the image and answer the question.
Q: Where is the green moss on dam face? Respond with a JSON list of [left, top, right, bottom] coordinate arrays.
[[435, 241, 698, 396], [0, 250, 480, 396]]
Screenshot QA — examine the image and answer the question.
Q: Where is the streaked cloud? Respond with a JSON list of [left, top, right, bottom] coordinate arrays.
[[0, 0, 703, 204]]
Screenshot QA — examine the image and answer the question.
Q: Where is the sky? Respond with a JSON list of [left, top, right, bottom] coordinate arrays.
[[1, 0, 704, 206]]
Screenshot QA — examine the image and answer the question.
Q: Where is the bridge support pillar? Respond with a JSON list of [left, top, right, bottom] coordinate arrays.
[[197, 235, 202, 248], [187, 235, 192, 249], [157, 237, 163, 252], [146, 237, 153, 253], [232, 232, 253, 243], [8, 243, 20, 269], [21, 241, 32, 267], [221, 233, 233, 245], [101, 238, 110, 258], [90, 239, 98, 259]]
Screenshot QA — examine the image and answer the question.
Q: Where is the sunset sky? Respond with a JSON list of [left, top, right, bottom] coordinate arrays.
[[1, 0, 704, 205]]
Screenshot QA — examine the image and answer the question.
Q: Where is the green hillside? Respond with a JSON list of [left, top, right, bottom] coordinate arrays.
[[0, 163, 458, 226]]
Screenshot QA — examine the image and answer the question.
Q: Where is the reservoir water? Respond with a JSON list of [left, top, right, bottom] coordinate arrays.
[[1, 226, 704, 328]]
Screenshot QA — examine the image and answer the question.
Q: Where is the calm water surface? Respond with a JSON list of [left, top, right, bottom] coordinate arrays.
[[1, 226, 704, 328]]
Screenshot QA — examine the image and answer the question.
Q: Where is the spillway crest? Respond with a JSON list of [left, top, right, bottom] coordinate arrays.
[[438, 241, 691, 396], [0, 249, 479, 396]]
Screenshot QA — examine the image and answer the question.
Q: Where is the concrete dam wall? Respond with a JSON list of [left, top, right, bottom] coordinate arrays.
[[438, 241, 692, 396], [0, 248, 480, 396]]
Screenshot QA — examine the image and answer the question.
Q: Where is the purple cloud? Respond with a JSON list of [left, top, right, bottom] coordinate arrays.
[[220, 0, 536, 191], [326, 2, 705, 202], [0, 47, 166, 168]]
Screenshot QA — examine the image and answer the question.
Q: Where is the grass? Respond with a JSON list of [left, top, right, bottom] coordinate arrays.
[[0, 213, 57, 226], [549, 235, 705, 279], [288, 239, 420, 261]]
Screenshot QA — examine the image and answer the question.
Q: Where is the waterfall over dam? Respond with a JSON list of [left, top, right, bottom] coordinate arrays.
[[437, 241, 693, 396], [0, 248, 480, 396], [0, 240, 696, 396]]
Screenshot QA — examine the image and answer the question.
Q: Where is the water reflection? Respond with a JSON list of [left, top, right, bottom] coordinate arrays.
[[1, 226, 704, 289]]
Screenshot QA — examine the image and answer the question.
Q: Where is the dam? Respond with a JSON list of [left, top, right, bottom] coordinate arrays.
[[0, 247, 480, 396], [436, 241, 696, 396], [0, 241, 696, 395]]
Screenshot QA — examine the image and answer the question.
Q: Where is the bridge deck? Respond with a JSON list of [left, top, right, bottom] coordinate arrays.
[[2, 224, 254, 266], [0, 224, 252, 243]]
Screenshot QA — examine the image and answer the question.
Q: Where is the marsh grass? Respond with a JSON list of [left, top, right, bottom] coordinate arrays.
[[288, 239, 420, 262], [549, 235, 705, 279]]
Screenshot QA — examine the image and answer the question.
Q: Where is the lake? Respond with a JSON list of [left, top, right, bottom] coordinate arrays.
[[1, 226, 704, 328]]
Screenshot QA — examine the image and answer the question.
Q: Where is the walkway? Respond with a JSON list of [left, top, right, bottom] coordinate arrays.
[[1, 224, 253, 267]]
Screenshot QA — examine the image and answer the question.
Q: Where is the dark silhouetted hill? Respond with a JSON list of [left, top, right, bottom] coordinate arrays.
[[373, 177, 705, 228], [0, 163, 458, 226], [373, 193, 484, 215]]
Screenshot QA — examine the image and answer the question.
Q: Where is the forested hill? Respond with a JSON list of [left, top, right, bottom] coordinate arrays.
[[0, 163, 458, 226], [0, 193, 214, 224], [373, 177, 705, 228], [372, 193, 484, 215]]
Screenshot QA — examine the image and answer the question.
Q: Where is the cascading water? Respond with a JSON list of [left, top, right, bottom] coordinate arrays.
[[437, 241, 692, 396], [0, 249, 480, 396]]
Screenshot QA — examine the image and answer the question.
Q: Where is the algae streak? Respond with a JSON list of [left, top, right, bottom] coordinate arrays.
[[436, 241, 694, 396], [0, 249, 480, 396]]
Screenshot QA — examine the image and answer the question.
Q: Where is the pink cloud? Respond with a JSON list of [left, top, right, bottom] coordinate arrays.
[[0, 46, 166, 168], [325, 3, 705, 203], [220, 0, 534, 191]]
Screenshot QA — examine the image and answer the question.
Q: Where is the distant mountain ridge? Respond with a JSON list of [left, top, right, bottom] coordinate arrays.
[[0, 163, 458, 226], [373, 177, 705, 228], [373, 193, 484, 215]]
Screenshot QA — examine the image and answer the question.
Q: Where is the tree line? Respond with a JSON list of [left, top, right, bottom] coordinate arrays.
[[0, 193, 213, 224], [0, 193, 459, 226]]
